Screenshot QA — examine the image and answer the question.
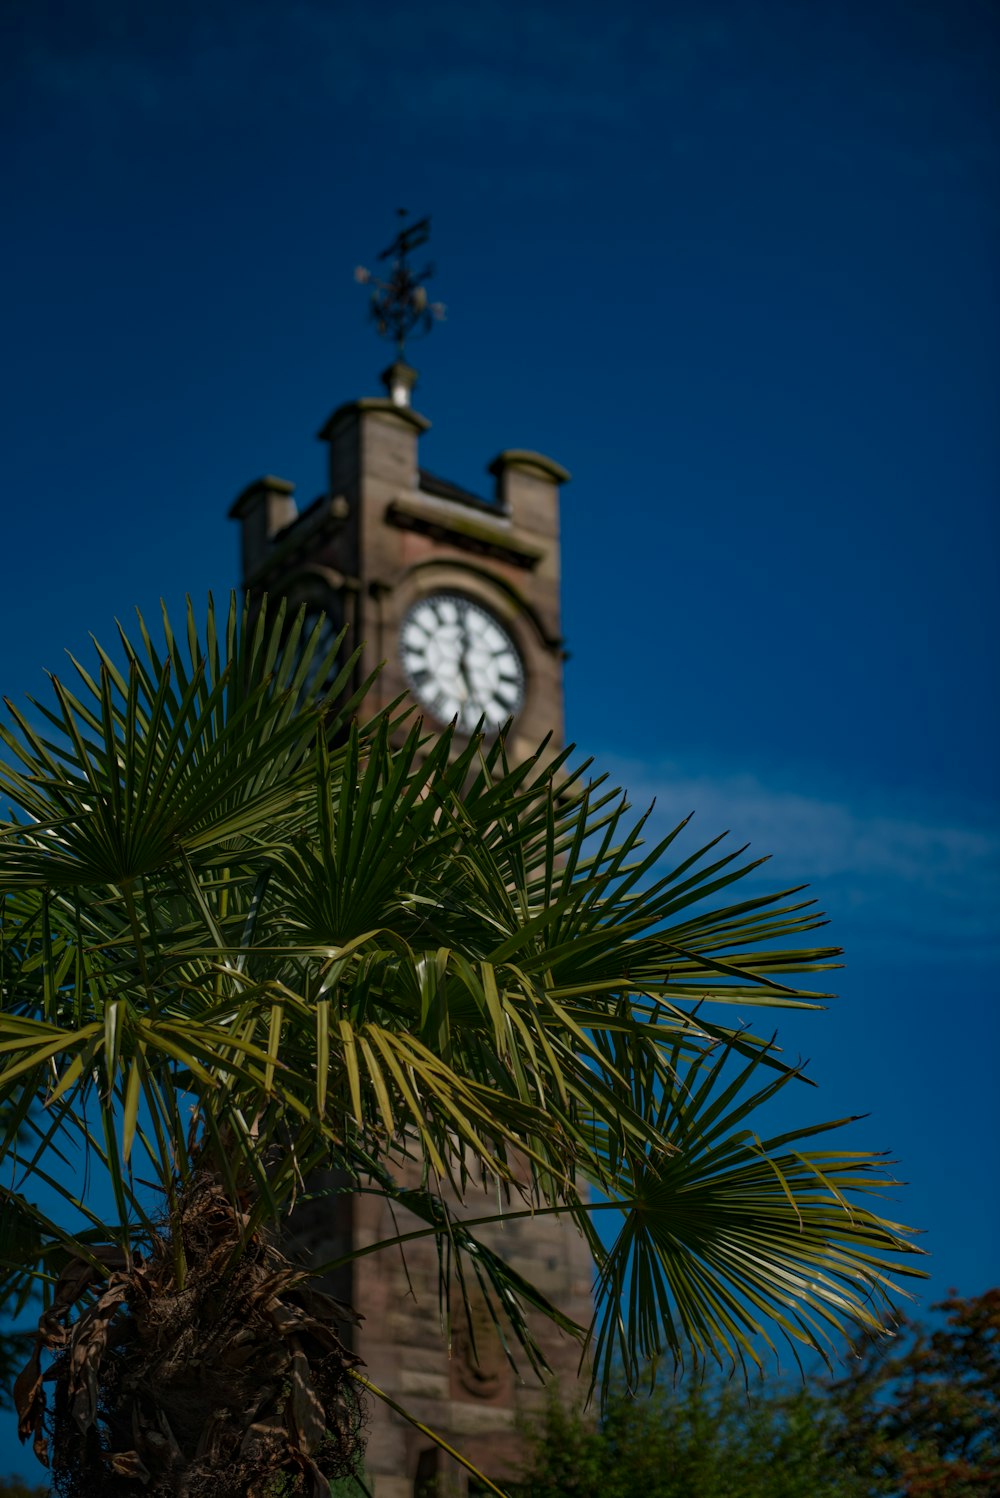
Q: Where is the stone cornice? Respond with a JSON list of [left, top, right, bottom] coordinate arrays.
[[384, 494, 543, 569]]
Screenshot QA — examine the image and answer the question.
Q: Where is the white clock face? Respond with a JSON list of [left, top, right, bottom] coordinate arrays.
[[400, 594, 525, 732]]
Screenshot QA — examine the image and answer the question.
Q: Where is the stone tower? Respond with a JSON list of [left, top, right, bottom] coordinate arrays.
[[228, 321, 591, 1494], [229, 364, 569, 768]]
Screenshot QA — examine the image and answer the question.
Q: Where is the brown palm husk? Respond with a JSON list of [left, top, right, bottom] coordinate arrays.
[[15, 1174, 367, 1498]]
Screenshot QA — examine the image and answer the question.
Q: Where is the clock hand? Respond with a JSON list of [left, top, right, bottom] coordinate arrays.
[[456, 621, 473, 702]]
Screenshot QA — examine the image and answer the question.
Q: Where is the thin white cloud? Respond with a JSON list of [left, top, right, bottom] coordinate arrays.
[[594, 754, 1000, 962]]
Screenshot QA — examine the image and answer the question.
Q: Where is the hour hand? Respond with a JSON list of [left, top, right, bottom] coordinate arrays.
[[454, 626, 473, 700]]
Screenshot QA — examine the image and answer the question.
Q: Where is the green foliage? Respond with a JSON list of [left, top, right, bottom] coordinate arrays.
[[0, 1477, 49, 1498], [516, 1293, 1000, 1498], [0, 594, 926, 1485], [829, 1290, 1000, 1496], [515, 1373, 865, 1498]]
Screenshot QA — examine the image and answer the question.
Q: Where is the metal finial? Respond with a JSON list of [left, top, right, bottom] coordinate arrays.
[[354, 210, 445, 361]]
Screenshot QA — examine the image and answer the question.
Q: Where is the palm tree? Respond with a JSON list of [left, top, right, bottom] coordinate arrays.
[[0, 595, 923, 1496]]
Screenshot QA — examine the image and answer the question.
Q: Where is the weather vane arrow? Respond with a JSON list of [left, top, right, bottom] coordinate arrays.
[[355, 209, 446, 363]]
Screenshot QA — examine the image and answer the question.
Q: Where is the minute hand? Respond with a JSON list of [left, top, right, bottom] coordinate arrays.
[[457, 626, 476, 706]]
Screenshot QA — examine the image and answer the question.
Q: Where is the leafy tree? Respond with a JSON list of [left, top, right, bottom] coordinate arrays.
[[515, 1293, 1000, 1498], [0, 595, 924, 1496], [513, 1373, 868, 1498], [0, 1477, 49, 1498], [829, 1290, 1000, 1496]]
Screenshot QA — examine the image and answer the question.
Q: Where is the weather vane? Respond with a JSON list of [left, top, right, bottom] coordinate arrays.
[[354, 210, 445, 361]]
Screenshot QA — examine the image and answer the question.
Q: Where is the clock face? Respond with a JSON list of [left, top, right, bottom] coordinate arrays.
[[400, 594, 525, 732]]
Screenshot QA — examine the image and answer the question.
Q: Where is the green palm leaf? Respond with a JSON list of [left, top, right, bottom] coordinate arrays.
[[585, 1039, 919, 1392], [0, 592, 924, 1450]]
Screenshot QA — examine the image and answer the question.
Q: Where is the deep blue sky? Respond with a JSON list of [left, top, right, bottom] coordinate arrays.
[[2, 0, 998, 1472]]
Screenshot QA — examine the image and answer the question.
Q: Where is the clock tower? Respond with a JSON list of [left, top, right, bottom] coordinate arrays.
[[230, 219, 568, 762], [228, 222, 590, 1496]]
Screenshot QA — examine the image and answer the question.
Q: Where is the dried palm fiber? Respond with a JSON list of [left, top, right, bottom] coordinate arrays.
[[15, 1173, 367, 1498]]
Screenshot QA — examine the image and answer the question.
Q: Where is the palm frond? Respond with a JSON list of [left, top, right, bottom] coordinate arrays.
[[584, 1039, 924, 1392], [0, 592, 924, 1416]]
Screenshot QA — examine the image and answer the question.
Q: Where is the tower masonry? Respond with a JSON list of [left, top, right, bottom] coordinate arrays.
[[230, 363, 570, 769], [227, 222, 591, 1496]]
